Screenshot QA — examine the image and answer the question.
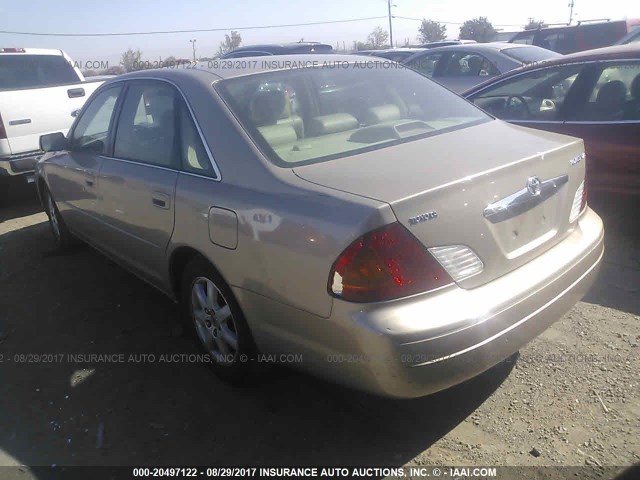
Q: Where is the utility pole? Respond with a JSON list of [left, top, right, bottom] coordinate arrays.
[[568, 0, 575, 25], [189, 39, 197, 61], [387, 0, 394, 47]]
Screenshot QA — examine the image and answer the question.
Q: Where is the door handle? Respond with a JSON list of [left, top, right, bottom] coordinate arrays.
[[67, 88, 85, 98], [84, 173, 95, 187], [152, 192, 170, 209]]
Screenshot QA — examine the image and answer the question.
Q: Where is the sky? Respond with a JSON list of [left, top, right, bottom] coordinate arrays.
[[1, 0, 638, 66]]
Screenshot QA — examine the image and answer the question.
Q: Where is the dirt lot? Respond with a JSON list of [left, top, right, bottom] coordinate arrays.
[[0, 184, 638, 479]]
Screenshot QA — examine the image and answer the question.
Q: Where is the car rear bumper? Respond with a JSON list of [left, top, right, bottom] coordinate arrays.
[[0, 151, 42, 177], [243, 207, 604, 398]]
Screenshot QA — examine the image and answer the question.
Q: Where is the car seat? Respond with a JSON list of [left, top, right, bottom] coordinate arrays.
[[593, 80, 626, 121], [623, 73, 640, 120]]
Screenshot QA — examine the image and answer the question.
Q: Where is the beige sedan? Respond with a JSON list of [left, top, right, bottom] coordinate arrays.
[[35, 56, 604, 398]]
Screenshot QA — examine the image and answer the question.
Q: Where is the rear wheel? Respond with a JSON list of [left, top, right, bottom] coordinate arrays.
[[43, 186, 75, 250], [181, 257, 256, 381]]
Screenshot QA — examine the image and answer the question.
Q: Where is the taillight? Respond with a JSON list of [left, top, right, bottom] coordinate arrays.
[[0, 113, 6, 140], [569, 180, 587, 223], [329, 222, 453, 303]]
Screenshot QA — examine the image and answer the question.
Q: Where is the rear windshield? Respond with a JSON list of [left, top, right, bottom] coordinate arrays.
[[500, 46, 561, 64], [0, 54, 80, 90], [216, 62, 489, 166]]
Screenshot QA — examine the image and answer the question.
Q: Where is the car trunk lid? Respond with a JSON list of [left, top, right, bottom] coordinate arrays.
[[293, 120, 586, 288]]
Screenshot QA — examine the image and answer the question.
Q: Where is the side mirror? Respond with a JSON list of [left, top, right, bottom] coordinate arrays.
[[40, 132, 68, 152]]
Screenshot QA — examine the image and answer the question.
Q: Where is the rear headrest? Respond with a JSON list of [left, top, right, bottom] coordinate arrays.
[[308, 113, 358, 136], [364, 104, 402, 124], [257, 124, 298, 147], [631, 73, 640, 99], [250, 90, 287, 126], [596, 80, 626, 113]]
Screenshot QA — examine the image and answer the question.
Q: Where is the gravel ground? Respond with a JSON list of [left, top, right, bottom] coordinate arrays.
[[0, 185, 638, 480]]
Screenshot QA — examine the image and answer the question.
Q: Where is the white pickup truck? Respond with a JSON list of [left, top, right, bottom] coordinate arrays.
[[0, 48, 104, 198]]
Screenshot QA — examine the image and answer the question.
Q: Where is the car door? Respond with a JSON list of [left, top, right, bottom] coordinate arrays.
[[560, 61, 640, 194], [97, 80, 179, 284], [46, 84, 123, 236]]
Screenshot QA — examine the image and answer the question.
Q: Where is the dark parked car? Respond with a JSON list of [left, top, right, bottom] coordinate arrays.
[[403, 43, 560, 93], [353, 47, 426, 62], [509, 19, 640, 54], [420, 40, 477, 48], [221, 42, 333, 59], [615, 26, 640, 45], [464, 44, 640, 196]]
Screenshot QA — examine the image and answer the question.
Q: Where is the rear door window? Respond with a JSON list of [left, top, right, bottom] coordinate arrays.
[[570, 62, 640, 121], [114, 81, 179, 168], [443, 52, 498, 77]]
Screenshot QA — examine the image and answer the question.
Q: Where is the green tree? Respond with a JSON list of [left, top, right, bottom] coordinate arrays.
[[459, 17, 496, 43], [217, 31, 243, 56], [524, 18, 546, 30], [418, 19, 447, 44], [367, 26, 389, 48], [120, 48, 143, 72]]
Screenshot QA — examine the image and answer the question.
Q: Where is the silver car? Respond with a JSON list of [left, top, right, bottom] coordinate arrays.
[[36, 55, 604, 398], [403, 43, 562, 93]]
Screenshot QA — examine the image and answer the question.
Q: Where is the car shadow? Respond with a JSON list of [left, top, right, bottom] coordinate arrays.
[[0, 182, 41, 223], [0, 221, 515, 474], [583, 194, 640, 316]]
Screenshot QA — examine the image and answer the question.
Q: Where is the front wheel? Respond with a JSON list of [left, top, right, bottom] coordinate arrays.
[[181, 257, 256, 381], [43, 186, 75, 250]]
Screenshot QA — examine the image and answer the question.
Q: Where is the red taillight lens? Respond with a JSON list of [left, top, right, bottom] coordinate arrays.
[[0, 113, 6, 140], [329, 222, 453, 303]]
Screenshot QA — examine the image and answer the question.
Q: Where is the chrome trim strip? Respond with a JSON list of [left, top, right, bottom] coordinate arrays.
[[94, 76, 222, 182], [563, 120, 640, 125], [483, 174, 568, 224], [98, 155, 179, 174]]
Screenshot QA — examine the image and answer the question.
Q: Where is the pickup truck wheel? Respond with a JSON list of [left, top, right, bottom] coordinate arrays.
[[44, 187, 75, 250], [181, 257, 256, 382]]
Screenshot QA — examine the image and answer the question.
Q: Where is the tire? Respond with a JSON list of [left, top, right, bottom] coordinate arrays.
[[181, 257, 256, 382], [43, 185, 75, 250]]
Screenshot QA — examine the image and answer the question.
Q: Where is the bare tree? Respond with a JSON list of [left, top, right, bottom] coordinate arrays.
[[524, 18, 547, 30], [217, 31, 243, 56], [120, 48, 143, 72], [367, 26, 389, 48]]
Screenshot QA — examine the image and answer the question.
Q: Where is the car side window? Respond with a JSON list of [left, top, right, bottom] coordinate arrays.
[[470, 64, 583, 121], [444, 52, 498, 77], [70, 85, 122, 154], [178, 101, 216, 177], [406, 53, 443, 77], [569, 62, 640, 121], [114, 81, 178, 168], [537, 32, 576, 54]]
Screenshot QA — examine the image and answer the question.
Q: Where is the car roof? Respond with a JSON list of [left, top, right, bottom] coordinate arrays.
[[411, 42, 536, 54], [463, 43, 640, 96], [104, 54, 391, 83], [0, 47, 65, 56], [225, 42, 332, 54]]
